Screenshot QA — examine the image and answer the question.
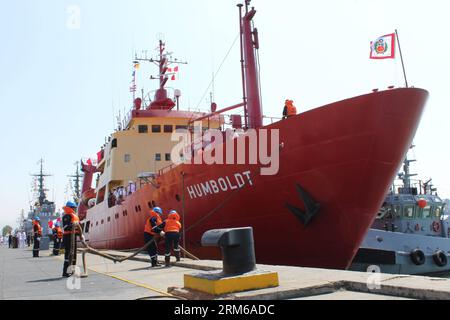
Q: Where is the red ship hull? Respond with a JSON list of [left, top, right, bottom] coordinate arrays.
[[84, 88, 428, 269]]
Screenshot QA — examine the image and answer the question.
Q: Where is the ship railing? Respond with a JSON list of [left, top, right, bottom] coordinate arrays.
[[157, 163, 179, 176], [262, 115, 282, 125], [389, 180, 424, 195]]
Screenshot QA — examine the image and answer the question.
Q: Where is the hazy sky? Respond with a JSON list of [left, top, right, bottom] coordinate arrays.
[[1, 0, 450, 228]]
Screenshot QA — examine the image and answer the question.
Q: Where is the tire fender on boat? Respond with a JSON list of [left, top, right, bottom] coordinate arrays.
[[410, 249, 426, 265], [432, 250, 447, 267], [432, 221, 441, 233]]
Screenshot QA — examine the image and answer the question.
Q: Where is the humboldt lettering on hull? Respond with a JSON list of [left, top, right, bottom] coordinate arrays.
[[186, 171, 253, 199]]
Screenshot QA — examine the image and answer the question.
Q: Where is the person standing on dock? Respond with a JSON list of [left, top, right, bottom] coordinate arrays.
[[52, 222, 63, 256], [8, 234, 12, 248], [143, 207, 165, 267], [32, 217, 42, 257], [62, 201, 81, 277], [163, 210, 182, 267]]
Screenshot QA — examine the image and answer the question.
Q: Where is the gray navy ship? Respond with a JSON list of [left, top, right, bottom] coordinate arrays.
[[351, 147, 450, 275], [24, 159, 59, 250]]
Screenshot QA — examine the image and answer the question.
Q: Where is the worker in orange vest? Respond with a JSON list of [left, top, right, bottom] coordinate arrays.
[[144, 207, 165, 267], [282, 99, 297, 119], [32, 217, 42, 258], [163, 210, 182, 267], [62, 201, 82, 277], [52, 222, 63, 256]]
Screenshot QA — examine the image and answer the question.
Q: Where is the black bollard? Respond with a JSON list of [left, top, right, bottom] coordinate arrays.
[[201, 227, 256, 275]]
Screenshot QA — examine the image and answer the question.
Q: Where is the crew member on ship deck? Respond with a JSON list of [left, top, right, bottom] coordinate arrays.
[[282, 99, 297, 119], [32, 217, 42, 257], [143, 207, 165, 267]]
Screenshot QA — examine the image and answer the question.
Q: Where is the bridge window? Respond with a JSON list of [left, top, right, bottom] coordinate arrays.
[[433, 206, 443, 218], [164, 125, 173, 133], [152, 125, 161, 133], [155, 153, 161, 161], [138, 125, 148, 133], [422, 206, 431, 218], [392, 205, 401, 218], [111, 138, 117, 149], [165, 153, 171, 161], [403, 205, 414, 219], [175, 125, 188, 131]]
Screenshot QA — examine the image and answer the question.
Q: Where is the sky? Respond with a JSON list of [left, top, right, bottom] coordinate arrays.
[[1, 0, 450, 229]]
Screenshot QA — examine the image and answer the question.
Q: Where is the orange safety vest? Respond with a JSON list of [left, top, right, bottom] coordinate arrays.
[[33, 222, 42, 237], [54, 227, 63, 239], [144, 210, 163, 236], [286, 101, 297, 117], [63, 211, 80, 235], [164, 212, 182, 233]]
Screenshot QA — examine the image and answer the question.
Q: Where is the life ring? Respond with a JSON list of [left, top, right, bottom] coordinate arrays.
[[432, 221, 441, 233], [432, 250, 448, 267], [410, 249, 426, 265]]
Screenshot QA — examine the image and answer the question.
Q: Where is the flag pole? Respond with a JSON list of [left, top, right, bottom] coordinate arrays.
[[395, 29, 409, 88]]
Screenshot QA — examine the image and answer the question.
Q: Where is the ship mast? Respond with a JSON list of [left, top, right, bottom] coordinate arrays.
[[239, 0, 263, 129], [401, 157, 417, 190], [30, 159, 52, 206], [398, 146, 418, 194], [134, 40, 187, 110], [68, 161, 82, 204]]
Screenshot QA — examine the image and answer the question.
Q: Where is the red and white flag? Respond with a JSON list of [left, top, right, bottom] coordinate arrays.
[[370, 33, 396, 59], [48, 218, 61, 229]]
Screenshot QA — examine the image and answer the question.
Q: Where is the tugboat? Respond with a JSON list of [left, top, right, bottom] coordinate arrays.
[[24, 159, 59, 250], [351, 147, 450, 275], [78, 1, 428, 269]]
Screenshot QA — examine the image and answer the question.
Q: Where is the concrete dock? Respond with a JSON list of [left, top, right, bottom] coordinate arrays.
[[1, 246, 450, 300]]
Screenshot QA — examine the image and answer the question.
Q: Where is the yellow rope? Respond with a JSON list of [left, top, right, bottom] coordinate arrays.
[[88, 266, 184, 299]]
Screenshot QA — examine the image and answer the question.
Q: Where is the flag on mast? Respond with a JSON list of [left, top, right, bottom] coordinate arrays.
[[370, 33, 396, 59]]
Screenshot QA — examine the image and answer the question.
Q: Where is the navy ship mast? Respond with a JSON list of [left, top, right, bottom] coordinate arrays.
[[67, 161, 82, 204], [398, 150, 418, 194], [31, 159, 52, 206]]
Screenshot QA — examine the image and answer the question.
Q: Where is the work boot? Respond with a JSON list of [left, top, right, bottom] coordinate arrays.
[[165, 255, 171, 267], [174, 250, 180, 262], [151, 257, 158, 267]]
